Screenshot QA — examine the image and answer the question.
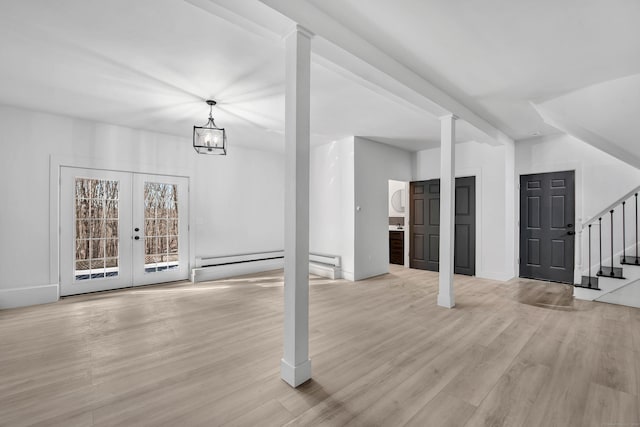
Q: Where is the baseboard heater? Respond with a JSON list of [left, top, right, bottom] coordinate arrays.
[[191, 251, 342, 283]]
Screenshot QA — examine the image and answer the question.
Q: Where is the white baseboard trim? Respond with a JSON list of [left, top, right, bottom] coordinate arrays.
[[193, 258, 346, 283], [0, 284, 59, 309], [191, 258, 285, 283], [309, 262, 342, 280], [342, 271, 355, 281]]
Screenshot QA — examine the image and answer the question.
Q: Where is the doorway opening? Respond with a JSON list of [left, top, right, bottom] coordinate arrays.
[[388, 180, 409, 267]]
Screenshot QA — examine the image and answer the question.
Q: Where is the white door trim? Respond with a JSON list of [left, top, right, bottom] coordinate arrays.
[[50, 155, 193, 297], [516, 161, 582, 284]]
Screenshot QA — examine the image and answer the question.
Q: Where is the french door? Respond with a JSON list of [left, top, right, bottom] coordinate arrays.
[[60, 167, 189, 296]]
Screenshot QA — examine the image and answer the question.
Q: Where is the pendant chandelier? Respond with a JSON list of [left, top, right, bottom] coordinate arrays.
[[193, 99, 227, 155]]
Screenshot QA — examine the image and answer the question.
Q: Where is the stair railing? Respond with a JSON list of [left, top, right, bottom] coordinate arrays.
[[578, 184, 640, 289]]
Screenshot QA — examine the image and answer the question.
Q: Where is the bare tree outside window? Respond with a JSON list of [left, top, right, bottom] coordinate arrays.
[[144, 182, 179, 273], [74, 178, 179, 280], [74, 178, 119, 280]]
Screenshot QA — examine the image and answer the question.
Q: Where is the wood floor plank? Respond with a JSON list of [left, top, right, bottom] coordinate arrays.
[[521, 299, 604, 427], [343, 343, 484, 427], [1, 267, 639, 427], [464, 359, 550, 427], [581, 382, 640, 427], [224, 399, 293, 427], [402, 391, 476, 427], [590, 321, 638, 396], [442, 318, 540, 406]]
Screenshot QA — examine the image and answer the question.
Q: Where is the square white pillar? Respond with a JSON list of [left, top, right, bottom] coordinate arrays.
[[438, 115, 457, 308], [281, 25, 313, 388]]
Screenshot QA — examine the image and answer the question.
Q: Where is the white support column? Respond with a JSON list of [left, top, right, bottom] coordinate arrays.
[[281, 25, 313, 388], [438, 114, 457, 308]]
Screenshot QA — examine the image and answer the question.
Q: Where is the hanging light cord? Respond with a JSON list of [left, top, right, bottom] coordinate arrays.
[[204, 103, 217, 128]]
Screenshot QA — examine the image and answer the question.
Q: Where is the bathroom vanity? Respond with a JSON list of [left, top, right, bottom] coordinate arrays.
[[389, 230, 404, 265]]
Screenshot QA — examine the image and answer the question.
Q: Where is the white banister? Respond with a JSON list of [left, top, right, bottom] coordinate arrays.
[[582, 185, 640, 229]]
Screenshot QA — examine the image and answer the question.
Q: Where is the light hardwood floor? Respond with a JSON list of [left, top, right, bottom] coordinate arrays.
[[1, 266, 640, 426]]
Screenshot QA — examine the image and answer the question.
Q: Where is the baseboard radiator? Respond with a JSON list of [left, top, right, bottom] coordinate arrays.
[[309, 253, 342, 280], [191, 251, 342, 283]]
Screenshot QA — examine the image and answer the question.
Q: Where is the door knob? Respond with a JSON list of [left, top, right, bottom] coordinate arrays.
[[567, 224, 573, 228], [134, 227, 140, 232], [567, 231, 575, 235], [134, 236, 140, 240]]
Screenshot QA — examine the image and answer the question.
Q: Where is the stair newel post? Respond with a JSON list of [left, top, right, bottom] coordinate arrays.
[[610, 209, 615, 276], [622, 201, 626, 264], [598, 217, 603, 275], [588, 224, 592, 287], [635, 193, 640, 264]]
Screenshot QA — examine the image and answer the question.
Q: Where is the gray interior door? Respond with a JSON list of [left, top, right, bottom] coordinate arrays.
[[454, 177, 476, 276], [410, 180, 440, 271], [519, 171, 575, 284], [409, 177, 476, 275]]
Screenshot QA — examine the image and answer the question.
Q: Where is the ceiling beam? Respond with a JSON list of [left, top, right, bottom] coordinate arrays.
[[257, 0, 513, 146]]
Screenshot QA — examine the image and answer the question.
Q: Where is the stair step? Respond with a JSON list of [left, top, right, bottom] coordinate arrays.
[[620, 256, 640, 266], [576, 276, 600, 290], [596, 267, 626, 280]]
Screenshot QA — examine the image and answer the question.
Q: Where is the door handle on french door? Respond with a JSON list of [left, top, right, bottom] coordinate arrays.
[[134, 236, 140, 240], [134, 227, 140, 232]]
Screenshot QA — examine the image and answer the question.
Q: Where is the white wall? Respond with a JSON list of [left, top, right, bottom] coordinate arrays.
[[413, 141, 512, 280], [310, 137, 413, 281], [516, 133, 640, 278], [0, 105, 284, 308], [354, 137, 413, 280], [516, 133, 640, 222], [310, 137, 355, 279], [409, 134, 640, 284]]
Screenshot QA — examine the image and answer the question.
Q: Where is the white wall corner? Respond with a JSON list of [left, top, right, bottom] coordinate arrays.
[[342, 271, 355, 281], [0, 284, 59, 310], [504, 139, 517, 279]]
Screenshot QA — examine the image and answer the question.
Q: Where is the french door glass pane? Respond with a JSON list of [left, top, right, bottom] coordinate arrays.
[[144, 182, 179, 273], [74, 178, 119, 280]]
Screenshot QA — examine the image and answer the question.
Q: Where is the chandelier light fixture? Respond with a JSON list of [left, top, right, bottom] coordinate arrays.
[[193, 99, 227, 155]]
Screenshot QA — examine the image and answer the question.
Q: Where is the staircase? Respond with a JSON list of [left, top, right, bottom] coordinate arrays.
[[574, 186, 640, 306]]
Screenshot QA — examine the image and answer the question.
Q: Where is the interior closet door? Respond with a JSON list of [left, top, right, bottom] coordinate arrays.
[[409, 177, 476, 276]]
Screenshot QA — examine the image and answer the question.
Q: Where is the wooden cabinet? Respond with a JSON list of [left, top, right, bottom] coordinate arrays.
[[389, 231, 404, 265]]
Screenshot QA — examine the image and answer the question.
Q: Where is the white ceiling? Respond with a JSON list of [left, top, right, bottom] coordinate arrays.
[[306, 0, 640, 141], [535, 73, 640, 168], [0, 0, 454, 152], [1, 0, 639, 153]]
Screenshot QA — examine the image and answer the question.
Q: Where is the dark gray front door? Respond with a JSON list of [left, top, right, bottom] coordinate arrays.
[[519, 171, 575, 284], [409, 177, 476, 275]]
